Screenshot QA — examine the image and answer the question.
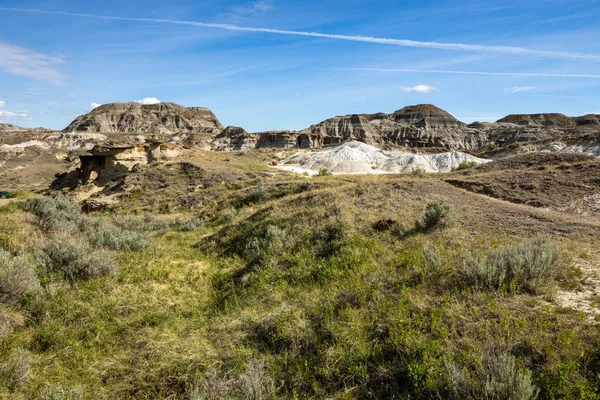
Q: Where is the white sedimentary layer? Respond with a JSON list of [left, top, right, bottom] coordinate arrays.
[[277, 141, 490, 175]]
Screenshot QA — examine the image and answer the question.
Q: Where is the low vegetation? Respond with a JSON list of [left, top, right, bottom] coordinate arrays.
[[0, 169, 598, 399]]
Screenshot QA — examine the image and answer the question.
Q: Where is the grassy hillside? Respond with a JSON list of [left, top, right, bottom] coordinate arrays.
[[1, 154, 600, 399]]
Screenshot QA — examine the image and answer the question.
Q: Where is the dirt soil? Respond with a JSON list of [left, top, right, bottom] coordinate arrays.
[[445, 152, 600, 218]]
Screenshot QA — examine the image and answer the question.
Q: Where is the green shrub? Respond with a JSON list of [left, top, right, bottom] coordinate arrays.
[[458, 236, 564, 293], [218, 208, 237, 224], [245, 225, 287, 260], [416, 201, 455, 232], [316, 168, 333, 176], [180, 217, 205, 232], [0, 250, 40, 304], [24, 196, 81, 233], [0, 347, 32, 390], [89, 224, 148, 251], [41, 235, 116, 281], [487, 143, 498, 151], [445, 353, 538, 400], [455, 161, 478, 171], [37, 384, 84, 400], [238, 358, 276, 400], [411, 168, 427, 178], [112, 214, 171, 232]]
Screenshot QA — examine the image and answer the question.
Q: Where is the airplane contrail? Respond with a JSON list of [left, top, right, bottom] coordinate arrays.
[[1, 7, 600, 61], [336, 68, 600, 79]]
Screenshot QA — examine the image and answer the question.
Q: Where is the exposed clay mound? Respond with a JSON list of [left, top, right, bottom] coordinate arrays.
[[278, 141, 489, 175], [497, 113, 575, 127], [575, 114, 600, 126], [215, 126, 248, 139], [65, 102, 224, 134], [390, 104, 466, 128]]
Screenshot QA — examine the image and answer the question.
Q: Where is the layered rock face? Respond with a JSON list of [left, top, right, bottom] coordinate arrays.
[[237, 104, 488, 151], [497, 113, 600, 128], [65, 102, 223, 134]]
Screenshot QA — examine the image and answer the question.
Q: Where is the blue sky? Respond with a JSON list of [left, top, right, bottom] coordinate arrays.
[[1, 0, 599, 131]]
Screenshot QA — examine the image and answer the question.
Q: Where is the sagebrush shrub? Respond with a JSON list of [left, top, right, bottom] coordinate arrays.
[[417, 201, 454, 231], [458, 235, 564, 293], [89, 223, 148, 251], [445, 353, 538, 400], [246, 225, 287, 260], [316, 168, 332, 176], [112, 214, 171, 232], [0, 347, 32, 390], [455, 161, 478, 171], [42, 235, 115, 281], [218, 208, 237, 224], [0, 250, 40, 304], [238, 358, 275, 400], [24, 196, 82, 233], [37, 384, 85, 400], [180, 217, 205, 232]]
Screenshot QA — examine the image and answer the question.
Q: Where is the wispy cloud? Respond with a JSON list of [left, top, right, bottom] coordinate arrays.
[[505, 86, 536, 93], [231, 1, 273, 16], [402, 85, 439, 93], [89, 102, 101, 110], [2, 7, 600, 60], [135, 97, 161, 104], [338, 68, 600, 79], [0, 41, 64, 83], [0, 101, 30, 122]]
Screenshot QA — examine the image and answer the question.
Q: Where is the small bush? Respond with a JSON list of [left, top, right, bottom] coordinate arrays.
[[458, 236, 564, 293], [89, 224, 148, 251], [42, 235, 116, 281], [186, 368, 236, 400], [0, 347, 32, 390], [445, 353, 538, 400], [455, 161, 478, 171], [112, 214, 171, 232], [37, 384, 84, 400], [218, 208, 237, 224], [246, 225, 287, 260], [416, 201, 455, 232], [316, 168, 333, 176], [24, 196, 82, 233], [180, 217, 205, 232], [0, 250, 40, 304], [238, 358, 276, 400], [411, 168, 427, 178]]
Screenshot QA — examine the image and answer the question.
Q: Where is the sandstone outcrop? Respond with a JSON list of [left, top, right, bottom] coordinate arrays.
[[65, 102, 223, 134]]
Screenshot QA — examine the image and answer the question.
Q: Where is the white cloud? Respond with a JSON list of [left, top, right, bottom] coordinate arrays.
[[135, 97, 161, 105], [402, 85, 439, 93], [0, 100, 30, 122], [232, 1, 273, 15], [3, 8, 600, 60], [0, 109, 30, 122], [505, 86, 536, 93], [0, 41, 64, 83], [89, 102, 101, 110]]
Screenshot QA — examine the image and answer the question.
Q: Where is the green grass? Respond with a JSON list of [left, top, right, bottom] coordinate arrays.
[[0, 175, 599, 399]]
